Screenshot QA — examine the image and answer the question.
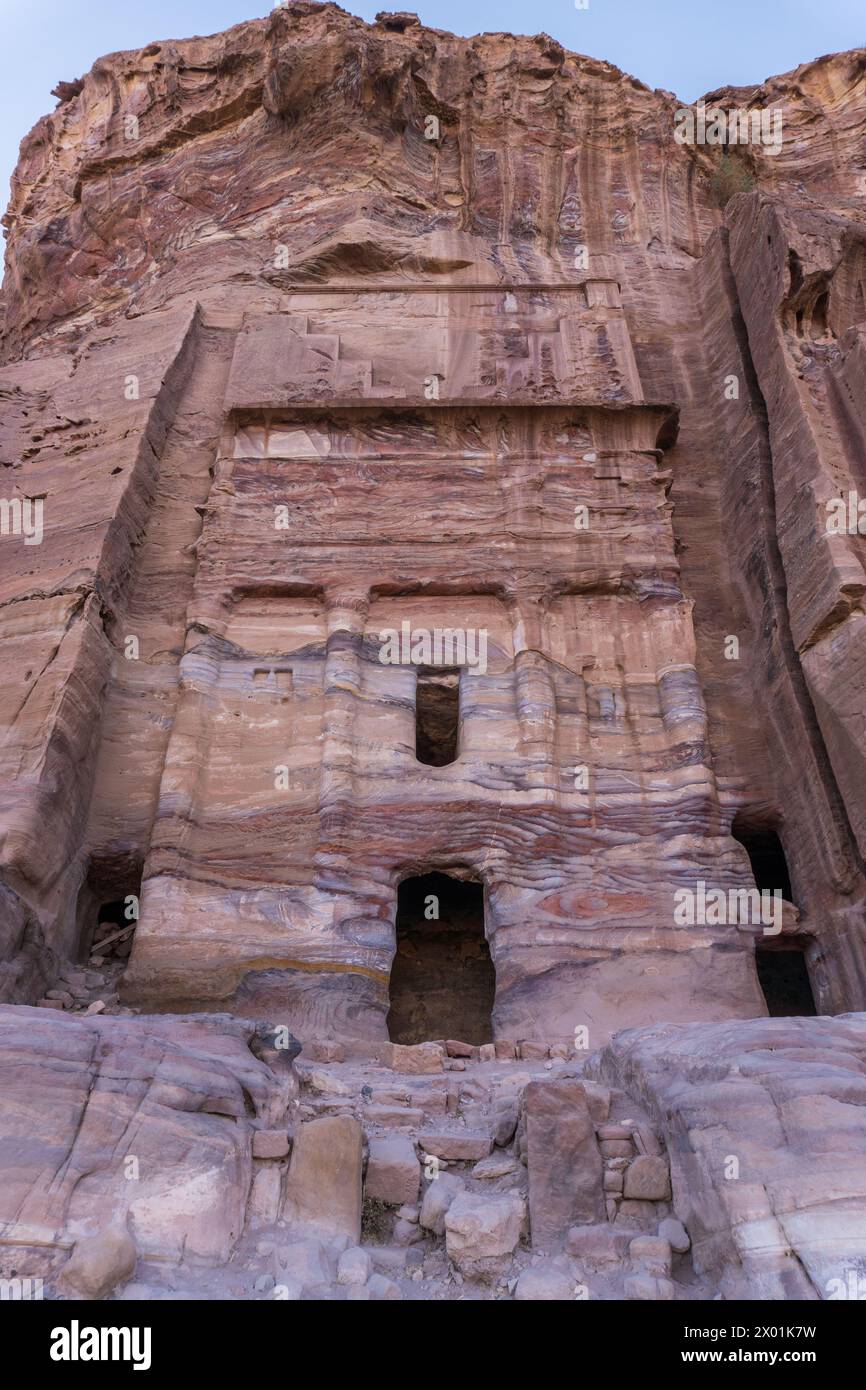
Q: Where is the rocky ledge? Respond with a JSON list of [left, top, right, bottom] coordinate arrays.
[[1, 1006, 864, 1301]]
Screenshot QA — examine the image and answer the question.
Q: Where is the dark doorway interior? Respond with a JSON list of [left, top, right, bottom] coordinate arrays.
[[416, 669, 459, 766], [756, 937, 817, 1017], [74, 861, 142, 965], [732, 816, 793, 899], [387, 871, 493, 1044], [97, 899, 128, 929], [91, 897, 137, 961]]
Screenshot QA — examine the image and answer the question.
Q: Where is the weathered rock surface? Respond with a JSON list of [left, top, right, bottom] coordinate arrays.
[[273, 1237, 333, 1293], [591, 1014, 866, 1298], [1, 0, 866, 1308], [520, 1080, 606, 1245], [252, 1128, 291, 1160], [0, 1005, 291, 1275], [514, 1262, 576, 1301], [418, 1129, 492, 1162], [337, 1245, 371, 1286], [364, 1134, 420, 1205], [282, 1115, 363, 1242], [418, 1173, 464, 1237], [623, 1156, 671, 1202], [444, 1191, 525, 1270], [0, 1001, 863, 1301], [57, 1225, 138, 1301]]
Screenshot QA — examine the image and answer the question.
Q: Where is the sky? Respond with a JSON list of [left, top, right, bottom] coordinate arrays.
[[1, 0, 864, 213]]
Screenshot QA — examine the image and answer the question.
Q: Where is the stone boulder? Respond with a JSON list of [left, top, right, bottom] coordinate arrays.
[[519, 1080, 605, 1248], [623, 1156, 671, 1201], [418, 1130, 492, 1161], [365, 1135, 420, 1205], [389, 1043, 444, 1075], [444, 1191, 525, 1271], [273, 1237, 333, 1293], [419, 1173, 463, 1236], [337, 1246, 371, 1285], [514, 1262, 575, 1301], [565, 1223, 632, 1271], [282, 1115, 363, 1242], [57, 1225, 137, 1300]]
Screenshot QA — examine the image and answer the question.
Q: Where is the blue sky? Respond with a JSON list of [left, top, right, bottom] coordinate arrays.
[[1, 0, 864, 212]]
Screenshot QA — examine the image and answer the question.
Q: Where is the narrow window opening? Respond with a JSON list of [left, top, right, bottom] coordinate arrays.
[[387, 871, 493, 1045], [252, 666, 292, 702], [415, 668, 459, 766], [756, 937, 817, 1017]]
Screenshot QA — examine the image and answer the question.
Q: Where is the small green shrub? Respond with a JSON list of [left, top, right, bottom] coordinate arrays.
[[710, 155, 757, 207]]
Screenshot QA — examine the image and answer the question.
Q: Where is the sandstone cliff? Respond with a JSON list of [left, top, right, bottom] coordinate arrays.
[[1, 3, 865, 1304]]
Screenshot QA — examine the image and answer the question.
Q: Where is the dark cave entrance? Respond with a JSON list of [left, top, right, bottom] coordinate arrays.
[[387, 871, 494, 1045], [731, 815, 793, 900], [74, 864, 141, 965], [755, 936, 817, 1017], [732, 817, 817, 1015], [415, 668, 459, 767], [90, 896, 138, 963]]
